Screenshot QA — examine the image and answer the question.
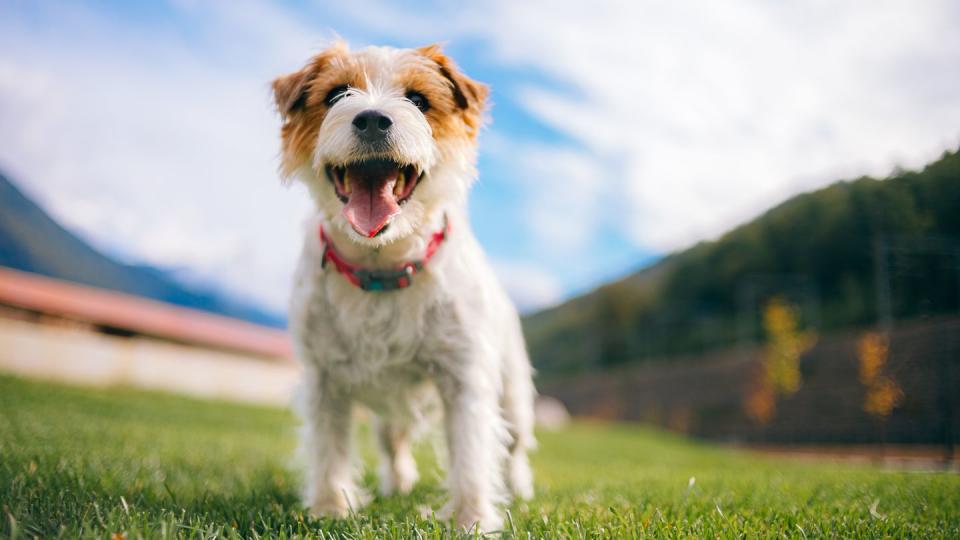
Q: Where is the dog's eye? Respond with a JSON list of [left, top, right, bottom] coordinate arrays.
[[324, 85, 349, 106], [405, 91, 430, 113]]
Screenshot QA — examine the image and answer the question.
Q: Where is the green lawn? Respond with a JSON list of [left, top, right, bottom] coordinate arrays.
[[1, 375, 956, 539]]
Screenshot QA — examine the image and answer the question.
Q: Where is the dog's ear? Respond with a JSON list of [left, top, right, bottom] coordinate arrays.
[[272, 43, 347, 119], [418, 44, 489, 134], [272, 67, 314, 118]]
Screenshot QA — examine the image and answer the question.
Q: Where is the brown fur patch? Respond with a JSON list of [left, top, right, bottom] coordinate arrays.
[[273, 43, 366, 177], [416, 45, 489, 138], [394, 60, 474, 143]]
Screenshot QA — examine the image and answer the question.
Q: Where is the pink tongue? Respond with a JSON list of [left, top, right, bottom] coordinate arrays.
[[342, 165, 401, 237]]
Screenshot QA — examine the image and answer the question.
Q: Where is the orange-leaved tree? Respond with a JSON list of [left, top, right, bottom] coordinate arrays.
[[857, 332, 903, 419], [745, 296, 817, 424]]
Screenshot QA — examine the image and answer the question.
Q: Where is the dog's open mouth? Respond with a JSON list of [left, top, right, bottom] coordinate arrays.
[[326, 158, 422, 238]]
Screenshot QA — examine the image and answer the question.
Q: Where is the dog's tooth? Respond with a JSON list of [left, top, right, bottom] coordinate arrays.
[[394, 174, 405, 197], [343, 175, 352, 195]]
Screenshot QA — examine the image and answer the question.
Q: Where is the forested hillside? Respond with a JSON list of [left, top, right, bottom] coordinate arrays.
[[524, 149, 960, 377]]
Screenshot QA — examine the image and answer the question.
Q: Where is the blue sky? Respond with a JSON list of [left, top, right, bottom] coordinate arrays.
[[2, 1, 959, 313]]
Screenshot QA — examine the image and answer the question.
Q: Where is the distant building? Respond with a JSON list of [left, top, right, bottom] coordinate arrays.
[[0, 266, 298, 404]]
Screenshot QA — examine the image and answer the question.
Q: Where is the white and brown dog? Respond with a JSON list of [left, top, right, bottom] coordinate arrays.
[[272, 42, 536, 532]]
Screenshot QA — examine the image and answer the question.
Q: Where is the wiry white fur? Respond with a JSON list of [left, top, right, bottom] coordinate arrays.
[[283, 45, 536, 533]]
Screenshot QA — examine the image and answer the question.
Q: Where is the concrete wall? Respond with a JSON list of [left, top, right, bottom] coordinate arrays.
[[0, 317, 299, 406]]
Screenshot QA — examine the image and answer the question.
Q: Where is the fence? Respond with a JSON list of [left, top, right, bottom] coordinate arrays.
[[540, 316, 959, 451]]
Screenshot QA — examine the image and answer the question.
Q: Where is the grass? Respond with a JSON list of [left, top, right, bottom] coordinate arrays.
[[1, 374, 957, 539]]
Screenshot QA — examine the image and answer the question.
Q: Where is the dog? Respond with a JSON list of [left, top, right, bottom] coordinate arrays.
[[272, 42, 536, 532]]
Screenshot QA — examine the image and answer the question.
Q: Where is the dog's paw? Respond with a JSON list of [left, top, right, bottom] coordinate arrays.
[[379, 470, 418, 497], [438, 500, 503, 534], [378, 455, 419, 496], [457, 509, 503, 534], [508, 453, 534, 501], [308, 499, 350, 520], [307, 486, 370, 519]]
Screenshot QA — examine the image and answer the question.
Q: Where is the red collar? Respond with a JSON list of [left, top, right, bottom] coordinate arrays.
[[318, 216, 450, 291]]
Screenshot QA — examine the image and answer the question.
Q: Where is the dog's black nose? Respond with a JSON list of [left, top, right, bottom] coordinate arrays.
[[352, 110, 393, 143]]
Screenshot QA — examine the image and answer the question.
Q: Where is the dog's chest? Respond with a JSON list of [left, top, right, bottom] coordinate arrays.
[[293, 268, 440, 389]]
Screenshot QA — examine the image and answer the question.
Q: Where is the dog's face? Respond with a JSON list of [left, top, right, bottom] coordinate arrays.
[[273, 43, 487, 244]]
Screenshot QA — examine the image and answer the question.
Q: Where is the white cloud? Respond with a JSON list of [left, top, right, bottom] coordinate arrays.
[[482, 134, 605, 255], [0, 2, 321, 311], [469, 0, 960, 250], [493, 260, 563, 313]]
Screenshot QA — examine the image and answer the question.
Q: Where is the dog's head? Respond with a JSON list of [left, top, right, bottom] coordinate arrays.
[[273, 43, 488, 244]]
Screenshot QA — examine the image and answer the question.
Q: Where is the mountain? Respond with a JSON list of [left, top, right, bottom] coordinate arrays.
[[524, 148, 960, 378], [0, 171, 286, 328]]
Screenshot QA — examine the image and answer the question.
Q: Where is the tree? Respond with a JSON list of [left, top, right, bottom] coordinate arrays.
[[857, 332, 903, 426], [745, 297, 817, 424]]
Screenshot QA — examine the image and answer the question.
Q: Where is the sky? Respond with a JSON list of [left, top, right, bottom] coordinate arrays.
[[2, 0, 959, 314]]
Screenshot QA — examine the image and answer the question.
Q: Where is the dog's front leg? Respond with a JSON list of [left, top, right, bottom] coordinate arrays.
[[437, 368, 506, 532], [300, 379, 366, 518]]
